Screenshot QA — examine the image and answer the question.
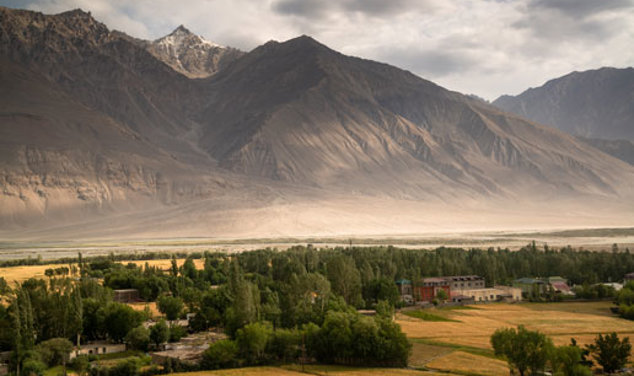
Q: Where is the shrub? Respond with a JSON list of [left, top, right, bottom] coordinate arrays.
[[201, 340, 239, 369], [125, 326, 150, 352]]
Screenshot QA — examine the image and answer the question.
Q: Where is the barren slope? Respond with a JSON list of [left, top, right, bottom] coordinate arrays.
[[199, 36, 634, 200], [493, 67, 634, 141]]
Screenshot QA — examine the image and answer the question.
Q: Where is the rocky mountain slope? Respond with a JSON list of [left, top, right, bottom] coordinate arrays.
[[1, 7, 633, 239], [493, 67, 634, 141], [198, 36, 634, 199], [580, 138, 634, 166]]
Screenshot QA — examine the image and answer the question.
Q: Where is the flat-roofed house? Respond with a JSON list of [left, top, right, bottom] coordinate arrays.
[[416, 277, 450, 302], [113, 289, 140, 303], [70, 342, 126, 359]]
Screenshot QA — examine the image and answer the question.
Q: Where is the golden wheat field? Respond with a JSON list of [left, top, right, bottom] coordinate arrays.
[[0, 258, 205, 284], [426, 351, 509, 376], [398, 301, 634, 372]]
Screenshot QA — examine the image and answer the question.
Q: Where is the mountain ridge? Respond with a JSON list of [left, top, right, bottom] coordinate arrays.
[[493, 67, 634, 141], [1, 6, 633, 239]]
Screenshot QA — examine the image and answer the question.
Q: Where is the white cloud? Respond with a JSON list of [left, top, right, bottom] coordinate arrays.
[[3, 0, 634, 100]]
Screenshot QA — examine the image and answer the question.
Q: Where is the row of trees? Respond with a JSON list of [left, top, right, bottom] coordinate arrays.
[[614, 281, 634, 319], [202, 308, 409, 369], [492, 326, 631, 376]]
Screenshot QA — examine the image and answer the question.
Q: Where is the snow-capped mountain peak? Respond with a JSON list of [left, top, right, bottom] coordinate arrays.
[[147, 25, 243, 78], [155, 25, 224, 52]]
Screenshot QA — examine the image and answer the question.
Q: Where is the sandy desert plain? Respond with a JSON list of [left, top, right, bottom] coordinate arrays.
[[1, 226, 633, 261]]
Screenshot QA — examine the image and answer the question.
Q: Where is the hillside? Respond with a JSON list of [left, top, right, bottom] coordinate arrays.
[[199, 36, 634, 199], [1, 7, 633, 240], [493, 67, 634, 141]]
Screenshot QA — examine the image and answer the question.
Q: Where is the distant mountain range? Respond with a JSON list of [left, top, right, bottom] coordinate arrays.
[[493, 67, 634, 164], [1, 6, 633, 240]]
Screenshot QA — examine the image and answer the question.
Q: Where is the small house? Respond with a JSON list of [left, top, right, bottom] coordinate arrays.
[[70, 342, 126, 359], [395, 279, 413, 304], [513, 278, 547, 296], [547, 276, 574, 296], [113, 289, 140, 303]]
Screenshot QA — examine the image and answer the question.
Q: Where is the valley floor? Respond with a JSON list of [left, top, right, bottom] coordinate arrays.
[[1, 226, 634, 261]]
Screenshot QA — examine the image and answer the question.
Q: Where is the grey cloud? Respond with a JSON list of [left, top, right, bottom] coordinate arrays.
[[272, 0, 336, 19], [271, 0, 439, 19], [376, 47, 478, 78], [527, 0, 633, 19], [341, 0, 425, 16], [513, 0, 631, 42]]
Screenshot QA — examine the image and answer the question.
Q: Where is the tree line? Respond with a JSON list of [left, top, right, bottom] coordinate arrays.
[[1, 243, 634, 375], [492, 326, 631, 376]]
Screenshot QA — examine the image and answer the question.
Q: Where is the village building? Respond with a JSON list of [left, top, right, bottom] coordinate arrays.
[[596, 282, 623, 291], [625, 272, 634, 283], [513, 277, 547, 296], [151, 331, 227, 366], [451, 286, 522, 303], [415, 277, 451, 302], [70, 342, 126, 359], [408, 275, 521, 304], [513, 276, 574, 297], [113, 289, 140, 303], [395, 279, 413, 304], [445, 275, 485, 291], [547, 276, 574, 296]]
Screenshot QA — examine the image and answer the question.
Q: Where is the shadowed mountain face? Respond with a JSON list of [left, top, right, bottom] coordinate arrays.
[[493, 67, 634, 141], [1, 7, 633, 238], [198, 36, 634, 198]]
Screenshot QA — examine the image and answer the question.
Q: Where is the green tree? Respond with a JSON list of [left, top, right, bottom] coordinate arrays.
[[168, 325, 187, 343], [267, 328, 301, 362], [436, 289, 448, 302], [108, 358, 139, 376], [236, 322, 272, 364], [586, 332, 631, 373], [201, 339, 239, 369], [69, 355, 89, 376], [21, 357, 47, 376], [375, 300, 394, 318], [125, 326, 150, 352], [181, 258, 198, 280], [363, 278, 400, 307], [491, 325, 554, 376], [327, 256, 362, 307], [36, 338, 73, 367], [225, 281, 260, 335], [553, 345, 592, 376], [0, 277, 9, 295], [149, 320, 169, 348], [157, 295, 184, 321], [103, 303, 144, 343]]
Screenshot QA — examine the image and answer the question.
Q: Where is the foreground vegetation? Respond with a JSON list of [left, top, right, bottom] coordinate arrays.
[[1, 243, 634, 376]]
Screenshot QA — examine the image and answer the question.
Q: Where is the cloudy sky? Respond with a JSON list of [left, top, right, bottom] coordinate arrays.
[[2, 0, 633, 99]]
